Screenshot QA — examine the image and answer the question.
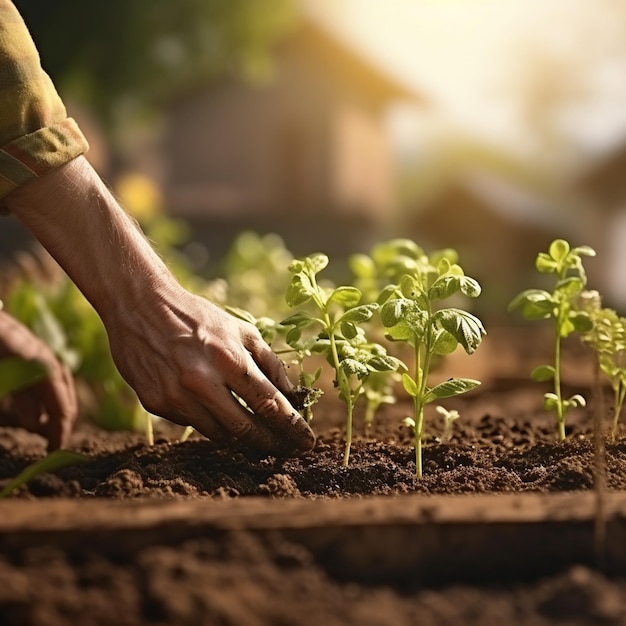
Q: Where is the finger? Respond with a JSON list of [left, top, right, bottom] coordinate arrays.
[[222, 354, 315, 454], [38, 368, 78, 451], [143, 395, 235, 448], [244, 331, 294, 394]]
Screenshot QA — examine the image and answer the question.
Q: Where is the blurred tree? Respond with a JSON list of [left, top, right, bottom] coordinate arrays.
[[14, 0, 298, 129]]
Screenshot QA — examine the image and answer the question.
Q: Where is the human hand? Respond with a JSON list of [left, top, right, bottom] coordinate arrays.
[[105, 288, 316, 457], [0, 310, 77, 450]]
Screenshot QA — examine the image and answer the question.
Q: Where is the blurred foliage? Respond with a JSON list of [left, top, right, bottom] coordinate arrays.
[[14, 0, 299, 127]]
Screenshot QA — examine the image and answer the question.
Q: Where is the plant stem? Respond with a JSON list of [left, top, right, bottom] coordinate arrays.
[[554, 314, 565, 440], [414, 330, 433, 479], [323, 310, 354, 466]]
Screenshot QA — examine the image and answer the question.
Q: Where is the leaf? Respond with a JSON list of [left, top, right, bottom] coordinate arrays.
[[432, 330, 458, 356], [530, 364, 556, 382], [434, 309, 486, 355], [555, 277, 584, 298], [549, 239, 570, 262], [428, 275, 461, 301], [328, 286, 361, 308], [339, 358, 369, 379], [0, 450, 89, 498], [286, 274, 315, 307], [535, 252, 558, 273], [508, 289, 554, 320], [0, 357, 48, 398], [568, 394, 586, 408], [224, 305, 257, 325], [380, 298, 412, 327], [367, 354, 403, 373], [543, 392, 559, 411], [424, 378, 481, 403], [340, 321, 358, 339], [339, 303, 378, 324], [572, 245, 596, 258], [402, 373, 419, 397], [569, 312, 593, 333], [306, 253, 329, 274], [280, 310, 317, 327], [349, 253, 375, 279]]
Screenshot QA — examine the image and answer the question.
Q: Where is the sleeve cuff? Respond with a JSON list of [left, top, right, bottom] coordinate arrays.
[[0, 117, 89, 209]]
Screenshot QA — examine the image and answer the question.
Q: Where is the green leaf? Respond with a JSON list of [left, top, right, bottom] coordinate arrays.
[[402, 373, 419, 397], [306, 253, 329, 274], [543, 392, 559, 411], [380, 298, 412, 327], [281, 310, 316, 327], [0, 357, 48, 398], [424, 378, 481, 403], [569, 312, 593, 333], [339, 304, 378, 324], [555, 277, 584, 298], [224, 305, 257, 325], [535, 252, 558, 273], [348, 253, 375, 279], [530, 364, 556, 382], [329, 286, 361, 308], [434, 309, 486, 355], [0, 450, 89, 498], [572, 245, 596, 258], [340, 358, 369, 379], [568, 394, 586, 408], [340, 321, 358, 339], [508, 289, 554, 319], [549, 239, 570, 262], [286, 275, 315, 307], [432, 330, 458, 356], [367, 354, 403, 373], [428, 275, 461, 301]]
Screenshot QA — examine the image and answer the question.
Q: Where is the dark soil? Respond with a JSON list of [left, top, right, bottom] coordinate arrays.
[[1, 325, 626, 625]]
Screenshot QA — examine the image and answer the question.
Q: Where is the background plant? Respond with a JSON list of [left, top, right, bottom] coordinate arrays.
[[378, 251, 485, 478], [579, 290, 626, 440], [508, 239, 595, 440], [282, 253, 403, 465]]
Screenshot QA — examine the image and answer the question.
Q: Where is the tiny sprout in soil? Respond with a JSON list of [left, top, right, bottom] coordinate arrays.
[[377, 246, 486, 478], [282, 253, 403, 466], [509, 239, 595, 440]]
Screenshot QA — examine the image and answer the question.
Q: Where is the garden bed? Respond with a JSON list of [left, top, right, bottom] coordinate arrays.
[[1, 325, 626, 625]]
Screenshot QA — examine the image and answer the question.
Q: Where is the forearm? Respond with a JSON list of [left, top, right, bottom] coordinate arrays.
[[4, 156, 182, 326]]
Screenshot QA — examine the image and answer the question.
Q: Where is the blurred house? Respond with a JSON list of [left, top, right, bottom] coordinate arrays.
[[163, 9, 416, 268], [400, 172, 569, 312], [573, 144, 626, 310]]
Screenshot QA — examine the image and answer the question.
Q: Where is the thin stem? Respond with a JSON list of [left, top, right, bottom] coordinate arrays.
[[554, 312, 565, 440]]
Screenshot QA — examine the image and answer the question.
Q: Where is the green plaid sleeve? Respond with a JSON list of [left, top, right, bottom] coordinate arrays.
[[0, 0, 89, 205]]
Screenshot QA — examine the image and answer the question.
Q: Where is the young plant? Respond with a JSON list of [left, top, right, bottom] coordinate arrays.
[[509, 239, 595, 440], [579, 291, 626, 440], [379, 252, 485, 478], [282, 253, 403, 465]]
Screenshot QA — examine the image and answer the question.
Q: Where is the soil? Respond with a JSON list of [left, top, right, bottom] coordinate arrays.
[[1, 324, 626, 625]]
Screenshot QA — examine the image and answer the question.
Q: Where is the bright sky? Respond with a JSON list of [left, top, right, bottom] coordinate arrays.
[[306, 0, 626, 166]]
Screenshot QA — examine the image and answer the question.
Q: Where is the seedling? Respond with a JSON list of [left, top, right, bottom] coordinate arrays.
[[379, 251, 485, 478], [282, 253, 403, 465], [509, 239, 595, 440], [579, 291, 626, 440]]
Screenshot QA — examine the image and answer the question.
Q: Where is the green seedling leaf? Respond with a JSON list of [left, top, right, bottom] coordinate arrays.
[[568, 394, 586, 408], [402, 372, 419, 397], [328, 286, 361, 308], [0, 357, 48, 397], [531, 364, 556, 382], [432, 330, 458, 356], [367, 354, 404, 373], [286, 274, 315, 307], [281, 310, 317, 327], [224, 305, 257, 325], [424, 378, 481, 403], [339, 303, 378, 324], [434, 309, 486, 355], [0, 450, 89, 498], [555, 276, 585, 298], [549, 238, 570, 262], [340, 321, 358, 339], [569, 312, 593, 333], [339, 358, 369, 379], [543, 392, 559, 411], [508, 289, 554, 319]]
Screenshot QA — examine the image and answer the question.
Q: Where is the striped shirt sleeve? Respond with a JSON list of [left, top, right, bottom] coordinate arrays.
[[0, 0, 89, 206]]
